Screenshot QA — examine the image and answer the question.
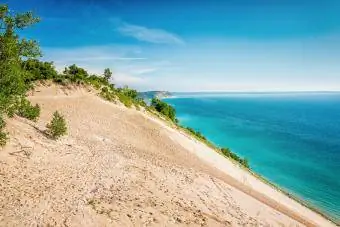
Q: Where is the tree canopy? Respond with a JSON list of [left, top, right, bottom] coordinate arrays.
[[151, 98, 176, 122], [104, 68, 112, 81], [0, 4, 40, 110]]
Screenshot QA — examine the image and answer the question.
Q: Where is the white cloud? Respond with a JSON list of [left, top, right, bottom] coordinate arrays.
[[117, 22, 184, 45], [114, 72, 144, 86]]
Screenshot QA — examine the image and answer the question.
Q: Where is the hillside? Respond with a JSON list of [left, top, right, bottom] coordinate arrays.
[[0, 84, 335, 227]]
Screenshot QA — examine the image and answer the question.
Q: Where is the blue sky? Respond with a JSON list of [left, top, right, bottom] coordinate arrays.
[[5, 0, 340, 91]]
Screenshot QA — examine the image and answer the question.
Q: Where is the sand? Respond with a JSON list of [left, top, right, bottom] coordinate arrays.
[[0, 84, 335, 226]]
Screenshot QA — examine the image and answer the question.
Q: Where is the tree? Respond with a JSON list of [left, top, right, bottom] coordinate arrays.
[[0, 4, 41, 110], [104, 68, 112, 81], [21, 59, 58, 82], [0, 5, 41, 146], [63, 64, 89, 82], [151, 98, 176, 122]]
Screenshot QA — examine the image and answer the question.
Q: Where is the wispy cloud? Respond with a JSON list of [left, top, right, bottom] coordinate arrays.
[[117, 22, 185, 45]]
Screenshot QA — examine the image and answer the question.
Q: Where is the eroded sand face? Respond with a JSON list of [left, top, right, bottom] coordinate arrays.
[[0, 85, 334, 226]]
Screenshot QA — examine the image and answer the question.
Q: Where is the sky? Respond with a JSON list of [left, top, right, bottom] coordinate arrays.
[[4, 0, 340, 91]]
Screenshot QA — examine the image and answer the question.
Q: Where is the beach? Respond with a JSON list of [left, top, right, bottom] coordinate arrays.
[[0, 85, 335, 226]]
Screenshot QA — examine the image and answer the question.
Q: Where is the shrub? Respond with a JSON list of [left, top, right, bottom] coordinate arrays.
[[186, 127, 207, 141], [118, 94, 132, 107], [0, 116, 7, 147], [151, 98, 176, 122], [0, 117, 5, 130], [46, 111, 67, 139], [0, 131, 7, 147], [17, 99, 40, 121], [221, 147, 249, 168]]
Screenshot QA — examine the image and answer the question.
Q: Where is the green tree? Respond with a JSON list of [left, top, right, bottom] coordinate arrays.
[[63, 64, 89, 82], [151, 98, 176, 122], [21, 59, 58, 82], [0, 4, 41, 110], [104, 68, 112, 81]]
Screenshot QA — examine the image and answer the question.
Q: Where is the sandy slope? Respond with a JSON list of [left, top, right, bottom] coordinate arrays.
[[0, 84, 335, 227]]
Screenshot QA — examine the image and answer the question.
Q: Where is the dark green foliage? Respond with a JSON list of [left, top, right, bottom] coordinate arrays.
[[221, 147, 249, 168], [186, 127, 207, 141], [0, 4, 40, 118], [0, 117, 5, 130], [46, 111, 67, 139], [0, 4, 40, 99], [100, 86, 116, 102], [17, 98, 40, 121], [0, 131, 7, 147], [0, 116, 7, 147], [116, 86, 146, 108], [22, 59, 58, 82], [117, 86, 138, 99], [104, 68, 112, 81], [63, 64, 89, 83], [151, 98, 176, 122]]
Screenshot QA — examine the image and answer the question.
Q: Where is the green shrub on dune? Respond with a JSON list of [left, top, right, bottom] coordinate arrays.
[[151, 98, 177, 122], [221, 147, 249, 168], [46, 111, 67, 139], [0, 116, 7, 147], [17, 99, 40, 121]]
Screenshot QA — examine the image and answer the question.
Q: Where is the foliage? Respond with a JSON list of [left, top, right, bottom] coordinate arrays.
[[0, 4, 41, 128], [221, 147, 249, 168], [0, 4, 41, 104], [151, 98, 176, 122], [104, 68, 112, 82], [46, 111, 67, 139], [100, 86, 116, 102], [186, 127, 207, 141], [22, 59, 58, 82], [0, 130, 7, 147], [17, 98, 40, 121], [63, 64, 89, 83], [0, 116, 7, 147], [116, 86, 146, 108]]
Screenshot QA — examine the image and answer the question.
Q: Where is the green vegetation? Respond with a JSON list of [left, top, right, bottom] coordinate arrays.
[[0, 116, 7, 147], [22, 59, 58, 82], [104, 68, 112, 82], [151, 98, 177, 122], [46, 111, 67, 139], [185, 127, 207, 141], [17, 98, 40, 121], [221, 147, 249, 168], [0, 4, 41, 146]]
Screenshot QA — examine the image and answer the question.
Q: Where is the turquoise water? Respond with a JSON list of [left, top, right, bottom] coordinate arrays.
[[165, 93, 340, 222]]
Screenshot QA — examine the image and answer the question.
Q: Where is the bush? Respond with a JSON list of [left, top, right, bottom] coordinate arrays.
[[186, 127, 207, 141], [151, 98, 176, 122], [221, 147, 249, 168], [118, 94, 132, 107], [17, 99, 40, 121], [0, 131, 7, 147], [0, 117, 5, 130], [46, 111, 67, 139], [0, 116, 7, 147]]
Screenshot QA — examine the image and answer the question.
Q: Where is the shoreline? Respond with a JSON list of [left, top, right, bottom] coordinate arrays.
[[143, 110, 337, 226]]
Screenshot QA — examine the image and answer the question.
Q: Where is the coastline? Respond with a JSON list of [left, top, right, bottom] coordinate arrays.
[[143, 110, 337, 227], [162, 94, 340, 224]]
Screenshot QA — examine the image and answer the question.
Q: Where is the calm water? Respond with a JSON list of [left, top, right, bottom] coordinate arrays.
[[165, 92, 340, 222]]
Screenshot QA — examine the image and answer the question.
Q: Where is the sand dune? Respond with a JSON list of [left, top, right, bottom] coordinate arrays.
[[0, 85, 335, 226]]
